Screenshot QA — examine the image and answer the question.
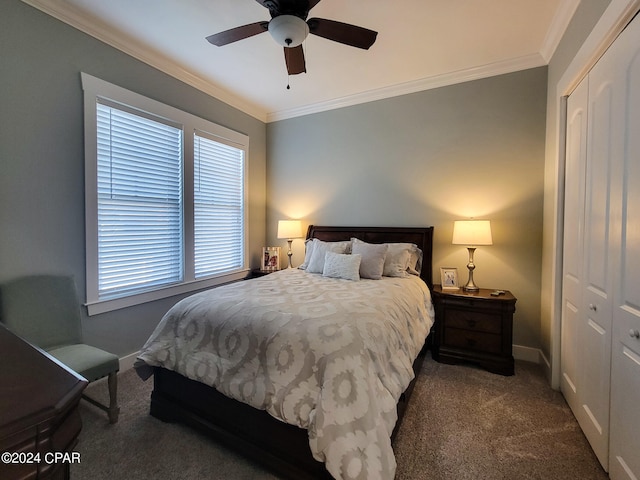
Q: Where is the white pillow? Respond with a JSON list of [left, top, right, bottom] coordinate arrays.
[[408, 247, 423, 275], [350, 238, 388, 280], [322, 252, 361, 281], [306, 239, 351, 273], [298, 238, 315, 270], [383, 242, 420, 277]]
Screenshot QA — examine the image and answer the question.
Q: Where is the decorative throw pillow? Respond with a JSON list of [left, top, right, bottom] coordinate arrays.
[[322, 252, 361, 281], [306, 240, 352, 273], [383, 242, 419, 277], [351, 238, 388, 280]]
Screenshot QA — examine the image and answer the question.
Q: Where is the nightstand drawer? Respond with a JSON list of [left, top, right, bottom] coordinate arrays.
[[444, 328, 502, 354], [444, 309, 501, 334]]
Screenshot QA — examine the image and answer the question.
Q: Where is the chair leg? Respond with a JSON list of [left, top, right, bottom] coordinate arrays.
[[107, 371, 120, 424]]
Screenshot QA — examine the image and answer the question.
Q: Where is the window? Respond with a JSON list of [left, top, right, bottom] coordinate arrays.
[[193, 132, 245, 278], [97, 102, 184, 298], [82, 73, 248, 315]]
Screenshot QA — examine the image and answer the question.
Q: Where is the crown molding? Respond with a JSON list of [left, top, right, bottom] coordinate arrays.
[[22, 0, 557, 125], [539, 0, 581, 62], [20, 0, 269, 123], [266, 53, 547, 122]]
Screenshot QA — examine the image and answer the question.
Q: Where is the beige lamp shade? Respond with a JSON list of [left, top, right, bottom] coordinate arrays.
[[452, 220, 493, 246], [277, 220, 302, 239]]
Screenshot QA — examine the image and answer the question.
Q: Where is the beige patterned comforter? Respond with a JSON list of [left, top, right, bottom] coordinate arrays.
[[136, 268, 434, 480]]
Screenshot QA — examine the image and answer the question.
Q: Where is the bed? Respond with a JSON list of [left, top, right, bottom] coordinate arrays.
[[135, 225, 434, 480]]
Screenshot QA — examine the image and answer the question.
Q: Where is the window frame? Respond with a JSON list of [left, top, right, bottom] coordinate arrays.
[[82, 73, 249, 316]]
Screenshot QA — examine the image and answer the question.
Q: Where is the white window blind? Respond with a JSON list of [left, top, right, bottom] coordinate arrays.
[[96, 102, 184, 299], [194, 132, 245, 278]]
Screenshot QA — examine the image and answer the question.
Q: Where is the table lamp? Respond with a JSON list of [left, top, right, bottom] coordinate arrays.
[[277, 220, 303, 268], [452, 220, 493, 292]]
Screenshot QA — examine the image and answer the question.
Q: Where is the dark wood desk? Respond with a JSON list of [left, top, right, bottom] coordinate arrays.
[[0, 325, 87, 480]]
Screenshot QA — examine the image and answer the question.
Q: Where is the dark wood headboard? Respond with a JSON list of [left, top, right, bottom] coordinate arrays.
[[306, 225, 434, 289]]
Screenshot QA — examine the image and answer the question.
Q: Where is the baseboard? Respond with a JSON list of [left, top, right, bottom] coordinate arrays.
[[538, 349, 553, 385], [119, 350, 140, 372], [513, 344, 543, 364]]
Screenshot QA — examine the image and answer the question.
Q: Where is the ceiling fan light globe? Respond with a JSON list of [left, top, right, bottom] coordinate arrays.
[[268, 15, 309, 47]]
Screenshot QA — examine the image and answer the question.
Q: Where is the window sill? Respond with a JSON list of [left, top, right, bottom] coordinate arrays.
[[85, 269, 250, 316]]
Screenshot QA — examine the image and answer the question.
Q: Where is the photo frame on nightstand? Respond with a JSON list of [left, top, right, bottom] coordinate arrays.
[[440, 267, 459, 290], [262, 247, 281, 272]]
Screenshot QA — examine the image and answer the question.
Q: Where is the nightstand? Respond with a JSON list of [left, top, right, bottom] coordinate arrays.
[[248, 269, 275, 279], [431, 285, 516, 375]]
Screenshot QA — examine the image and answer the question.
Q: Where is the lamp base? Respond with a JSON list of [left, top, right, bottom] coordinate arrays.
[[286, 239, 294, 268], [463, 247, 480, 292]]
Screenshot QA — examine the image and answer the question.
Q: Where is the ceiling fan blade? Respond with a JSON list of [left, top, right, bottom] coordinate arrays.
[[307, 18, 377, 49], [206, 22, 269, 46], [284, 45, 306, 75]]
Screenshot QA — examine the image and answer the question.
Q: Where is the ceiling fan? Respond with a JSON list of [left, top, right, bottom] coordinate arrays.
[[205, 0, 378, 75]]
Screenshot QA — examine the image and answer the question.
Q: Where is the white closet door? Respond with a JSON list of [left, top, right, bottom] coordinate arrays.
[[560, 76, 588, 420], [576, 44, 620, 468], [562, 11, 640, 476], [609, 12, 640, 480]]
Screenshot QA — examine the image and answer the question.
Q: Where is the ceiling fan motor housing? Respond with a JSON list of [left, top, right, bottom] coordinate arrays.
[[268, 15, 309, 47]]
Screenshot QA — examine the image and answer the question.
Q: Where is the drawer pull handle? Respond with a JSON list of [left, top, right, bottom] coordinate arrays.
[[630, 329, 640, 339], [589, 304, 598, 312]]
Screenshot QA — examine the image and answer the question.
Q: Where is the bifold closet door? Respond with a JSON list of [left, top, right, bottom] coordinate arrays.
[[561, 11, 640, 478], [575, 30, 620, 468], [560, 76, 588, 424], [561, 58, 615, 470], [608, 12, 640, 480], [560, 17, 625, 470]]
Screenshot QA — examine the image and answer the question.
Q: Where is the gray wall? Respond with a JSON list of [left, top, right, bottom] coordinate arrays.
[[0, 1, 267, 357], [267, 67, 548, 349]]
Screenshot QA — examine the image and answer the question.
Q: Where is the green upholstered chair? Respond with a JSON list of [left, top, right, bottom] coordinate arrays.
[[0, 275, 120, 423]]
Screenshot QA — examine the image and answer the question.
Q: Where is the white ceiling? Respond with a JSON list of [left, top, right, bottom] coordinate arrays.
[[24, 0, 578, 122]]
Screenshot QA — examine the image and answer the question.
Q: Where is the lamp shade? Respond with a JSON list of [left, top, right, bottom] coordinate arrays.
[[268, 15, 309, 47], [277, 220, 303, 239], [452, 220, 493, 246]]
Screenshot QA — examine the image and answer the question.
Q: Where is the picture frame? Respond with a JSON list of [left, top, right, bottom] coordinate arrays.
[[262, 247, 281, 272], [440, 267, 459, 290]]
